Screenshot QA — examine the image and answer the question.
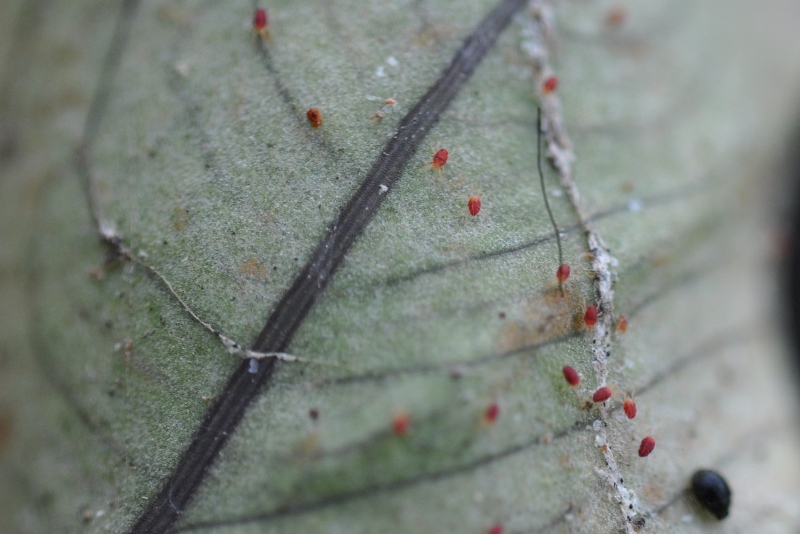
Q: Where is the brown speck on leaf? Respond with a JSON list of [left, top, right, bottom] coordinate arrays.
[[292, 432, 321, 463], [495, 288, 580, 354], [89, 266, 104, 281], [171, 207, 189, 231], [309, 408, 319, 420], [240, 257, 268, 279]]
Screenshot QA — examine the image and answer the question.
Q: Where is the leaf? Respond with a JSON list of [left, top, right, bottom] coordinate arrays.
[[3, 0, 800, 532]]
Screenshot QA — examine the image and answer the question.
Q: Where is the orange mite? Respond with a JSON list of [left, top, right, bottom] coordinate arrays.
[[638, 435, 655, 457], [488, 525, 503, 534], [617, 314, 628, 333], [542, 75, 558, 94], [556, 263, 570, 283], [485, 403, 500, 424], [584, 305, 598, 327], [623, 397, 637, 419], [562, 365, 580, 387], [592, 386, 612, 403], [392, 412, 409, 437], [432, 148, 449, 169], [468, 195, 482, 216], [253, 8, 269, 41], [306, 108, 322, 128]]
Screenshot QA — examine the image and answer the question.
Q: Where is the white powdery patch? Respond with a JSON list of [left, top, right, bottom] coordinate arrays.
[[521, 3, 635, 531]]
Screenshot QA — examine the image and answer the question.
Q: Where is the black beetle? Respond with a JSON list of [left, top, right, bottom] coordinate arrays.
[[691, 469, 731, 519]]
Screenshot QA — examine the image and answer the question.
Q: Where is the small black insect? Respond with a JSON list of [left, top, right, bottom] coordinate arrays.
[[691, 469, 731, 519]]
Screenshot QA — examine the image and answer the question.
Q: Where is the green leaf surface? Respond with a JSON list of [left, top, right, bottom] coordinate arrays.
[[3, 0, 800, 532]]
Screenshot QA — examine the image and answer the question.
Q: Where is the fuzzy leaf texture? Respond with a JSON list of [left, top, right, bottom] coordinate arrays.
[[2, 0, 800, 533]]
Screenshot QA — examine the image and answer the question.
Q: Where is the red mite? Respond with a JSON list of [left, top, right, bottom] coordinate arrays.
[[253, 8, 269, 40], [432, 148, 449, 169], [617, 314, 628, 333], [306, 108, 322, 128], [392, 412, 409, 437], [638, 436, 655, 457], [468, 195, 482, 216], [562, 366, 580, 387], [485, 403, 500, 424], [556, 263, 570, 283], [542, 75, 558, 94], [593, 386, 612, 403], [488, 524, 503, 534], [584, 305, 598, 327], [623, 397, 637, 419]]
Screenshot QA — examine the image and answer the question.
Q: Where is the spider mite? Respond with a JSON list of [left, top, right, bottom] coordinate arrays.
[[542, 75, 558, 94], [592, 386, 612, 403], [253, 8, 270, 41], [488, 524, 503, 534], [556, 263, 570, 283], [468, 194, 482, 216], [562, 365, 580, 387], [616, 314, 628, 333], [584, 304, 598, 327], [638, 435, 655, 457], [484, 403, 500, 424], [622, 391, 637, 419], [392, 411, 410, 437], [429, 148, 449, 180], [425, 142, 451, 180], [306, 108, 323, 128]]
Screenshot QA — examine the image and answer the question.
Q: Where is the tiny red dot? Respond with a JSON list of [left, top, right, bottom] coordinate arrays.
[[253, 8, 268, 30], [556, 263, 570, 283], [584, 305, 598, 327], [623, 398, 637, 419], [306, 108, 323, 128], [488, 524, 503, 534], [592, 386, 612, 403], [392, 412, 409, 437], [468, 195, 482, 216], [606, 6, 627, 27], [562, 365, 580, 387], [485, 403, 500, 424], [542, 75, 558, 94], [432, 148, 449, 169], [638, 436, 655, 457]]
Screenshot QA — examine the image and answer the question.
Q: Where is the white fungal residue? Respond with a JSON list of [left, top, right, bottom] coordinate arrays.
[[522, 3, 635, 532]]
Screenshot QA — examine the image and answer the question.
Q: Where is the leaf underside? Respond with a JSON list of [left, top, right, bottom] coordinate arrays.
[[2, 0, 800, 533]]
